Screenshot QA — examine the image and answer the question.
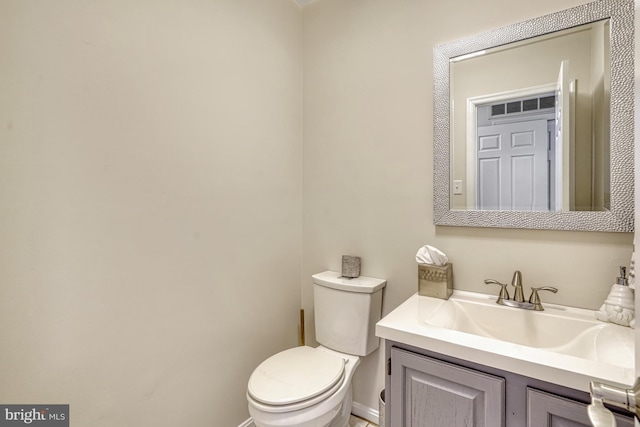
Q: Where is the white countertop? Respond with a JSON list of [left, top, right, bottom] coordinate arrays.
[[376, 291, 634, 392]]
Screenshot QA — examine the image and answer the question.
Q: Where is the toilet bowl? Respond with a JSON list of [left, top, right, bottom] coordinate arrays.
[[246, 271, 386, 427], [247, 346, 360, 427]]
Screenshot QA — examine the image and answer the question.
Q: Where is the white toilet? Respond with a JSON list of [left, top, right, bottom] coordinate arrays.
[[247, 271, 386, 427]]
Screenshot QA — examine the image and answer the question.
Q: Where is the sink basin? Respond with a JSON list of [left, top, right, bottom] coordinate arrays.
[[376, 290, 634, 392], [420, 292, 633, 368]]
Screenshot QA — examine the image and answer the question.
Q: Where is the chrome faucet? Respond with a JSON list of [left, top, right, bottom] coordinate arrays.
[[484, 270, 558, 311]]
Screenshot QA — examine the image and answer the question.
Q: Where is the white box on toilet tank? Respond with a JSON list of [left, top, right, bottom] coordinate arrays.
[[312, 271, 386, 356]]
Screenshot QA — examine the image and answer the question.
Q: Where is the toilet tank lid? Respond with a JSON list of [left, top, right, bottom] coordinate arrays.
[[312, 271, 386, 293]]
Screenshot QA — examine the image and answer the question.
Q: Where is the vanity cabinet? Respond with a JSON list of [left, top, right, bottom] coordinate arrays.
[[390, 347, 505, 426], [527, 388, 633, 427], [385, 342, 634, 427]]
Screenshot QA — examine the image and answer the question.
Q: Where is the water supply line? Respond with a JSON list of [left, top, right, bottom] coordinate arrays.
[[299, 308, 305, 346]]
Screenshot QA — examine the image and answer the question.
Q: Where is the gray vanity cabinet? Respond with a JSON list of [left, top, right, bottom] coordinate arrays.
[[385, 342, 634, 427], [527, 388, 634, 427], [390, 347, 505, 426]]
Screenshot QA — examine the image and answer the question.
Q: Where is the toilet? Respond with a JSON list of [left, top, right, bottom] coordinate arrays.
[[246, 271, 386, 427]]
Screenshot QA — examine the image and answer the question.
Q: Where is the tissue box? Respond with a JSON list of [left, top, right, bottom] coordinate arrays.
[[418, 263, 453, 299]]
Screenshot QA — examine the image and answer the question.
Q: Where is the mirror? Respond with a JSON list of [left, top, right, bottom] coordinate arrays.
[[451, 21, 610, 212], [433, 0, 633, 231]]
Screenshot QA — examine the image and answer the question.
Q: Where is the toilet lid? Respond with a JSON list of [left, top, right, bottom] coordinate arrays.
[[247, 346, 345, 406]]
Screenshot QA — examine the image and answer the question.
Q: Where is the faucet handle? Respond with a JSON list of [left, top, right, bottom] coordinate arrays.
[[528, 286, 558, 311], [484, 279, 509, 304]]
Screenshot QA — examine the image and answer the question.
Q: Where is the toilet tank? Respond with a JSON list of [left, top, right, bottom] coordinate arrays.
[[312, 271, 386, 356]]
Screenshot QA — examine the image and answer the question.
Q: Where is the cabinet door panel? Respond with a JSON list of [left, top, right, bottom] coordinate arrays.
[[391, 347, 505, 427], [527, 388, 634, 427]]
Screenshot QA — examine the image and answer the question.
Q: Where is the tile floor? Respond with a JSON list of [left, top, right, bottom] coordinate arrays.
[[348, 414, 378, 427]]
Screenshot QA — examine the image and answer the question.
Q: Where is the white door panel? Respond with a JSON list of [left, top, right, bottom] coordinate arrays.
[[477, 119, 549, 210], [511, 155, 535, 210], [478, 157, 501, 209]]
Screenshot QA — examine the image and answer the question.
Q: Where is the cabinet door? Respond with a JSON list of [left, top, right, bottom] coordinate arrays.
[[527, 388, 634, 427], [390, 347, 505, 427]]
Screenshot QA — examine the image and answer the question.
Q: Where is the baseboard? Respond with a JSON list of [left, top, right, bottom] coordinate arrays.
[[351, 401, 379, 425], [239, 403, 379, 427]]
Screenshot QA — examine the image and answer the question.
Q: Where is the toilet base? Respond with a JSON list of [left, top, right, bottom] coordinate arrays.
[[327, 387, 351, 427], [250, 386, 353, 427]]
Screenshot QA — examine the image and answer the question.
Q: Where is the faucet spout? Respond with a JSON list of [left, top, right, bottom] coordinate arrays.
[[512, 270, 524, 302]]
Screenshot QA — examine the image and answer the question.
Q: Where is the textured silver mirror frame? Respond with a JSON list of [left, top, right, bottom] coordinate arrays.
[[433, 0, 634, 232]]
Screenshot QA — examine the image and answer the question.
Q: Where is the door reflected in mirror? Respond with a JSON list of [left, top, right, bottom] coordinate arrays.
[[450, 20, 610, 212]]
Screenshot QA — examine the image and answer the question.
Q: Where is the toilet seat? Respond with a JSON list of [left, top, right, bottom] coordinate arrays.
[[247, 346, 346, 412]]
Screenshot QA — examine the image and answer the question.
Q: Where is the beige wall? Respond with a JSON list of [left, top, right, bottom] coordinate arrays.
[[0, 1, 301, 426], [302, 0, 633, 414]]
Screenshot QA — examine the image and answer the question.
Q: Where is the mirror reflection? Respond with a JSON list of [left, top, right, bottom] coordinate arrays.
[[450, 20, 610, 212]]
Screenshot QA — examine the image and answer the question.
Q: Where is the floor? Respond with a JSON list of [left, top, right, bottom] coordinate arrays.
[[348, 415, 378, 427]]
